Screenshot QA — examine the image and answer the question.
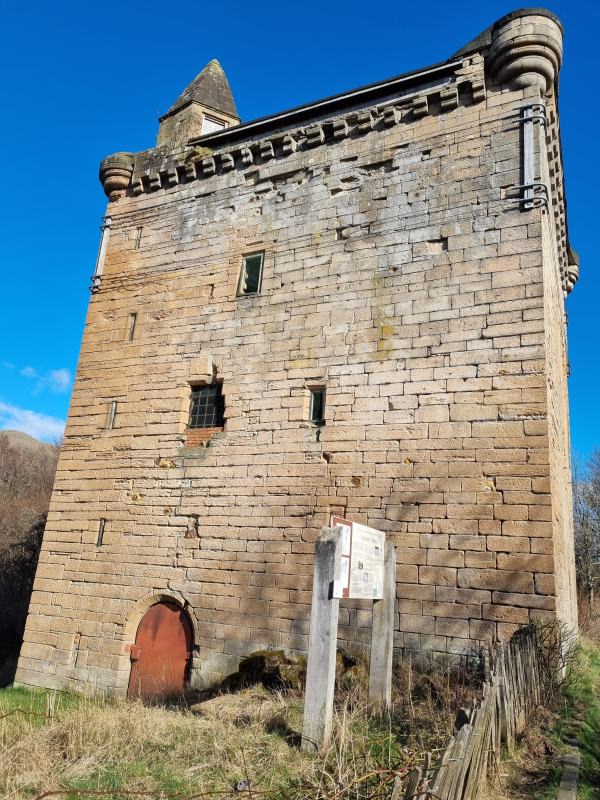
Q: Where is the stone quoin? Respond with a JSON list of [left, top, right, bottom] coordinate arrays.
[[17, 8, 579, 695]]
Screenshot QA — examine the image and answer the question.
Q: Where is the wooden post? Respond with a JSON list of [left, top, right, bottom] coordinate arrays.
[[368, 540, 396, 713], [301, 527, 341, 752]]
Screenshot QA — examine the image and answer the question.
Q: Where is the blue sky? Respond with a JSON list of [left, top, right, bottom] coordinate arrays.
[[0, 0, 597, 457]]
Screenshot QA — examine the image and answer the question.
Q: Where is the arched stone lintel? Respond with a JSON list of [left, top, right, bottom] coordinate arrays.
[[122, 591, 199, 646], [113, 591, 200, 695]]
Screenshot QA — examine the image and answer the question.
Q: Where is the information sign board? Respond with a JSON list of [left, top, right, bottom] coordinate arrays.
[[331, 516, 385, 600]]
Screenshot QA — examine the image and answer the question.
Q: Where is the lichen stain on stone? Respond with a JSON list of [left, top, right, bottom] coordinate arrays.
[[155, 457, 176, 469]]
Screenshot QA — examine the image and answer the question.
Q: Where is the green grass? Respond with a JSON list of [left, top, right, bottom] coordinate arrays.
[[555, 639, 600, 799], [517, 638, 600, 800], [0, 684, 84, 724]]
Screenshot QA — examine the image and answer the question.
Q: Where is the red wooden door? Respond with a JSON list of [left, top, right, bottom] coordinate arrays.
[[127, 602, 192, 701]]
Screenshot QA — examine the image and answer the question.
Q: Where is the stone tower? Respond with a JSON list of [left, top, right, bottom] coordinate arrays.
[[17, 9, 579, 696]]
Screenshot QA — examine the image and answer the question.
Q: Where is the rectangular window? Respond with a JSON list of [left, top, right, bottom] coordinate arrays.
[[106, 401, 117, 430], [237, 252, 264, 296], [126, 312, 137, 341], [201, 115, 226, 135], [189, 383, 224, 429], [134, 226, 143, 249], [310, 389, 326, 424], [96, 519, 106, 547]]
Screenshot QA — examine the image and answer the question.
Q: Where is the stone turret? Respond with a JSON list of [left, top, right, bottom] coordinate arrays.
[[99, 152, 135, 198], [487, 9, 563, 94], [157, 59, 240, 150]]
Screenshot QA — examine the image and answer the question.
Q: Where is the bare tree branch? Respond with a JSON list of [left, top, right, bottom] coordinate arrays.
[[573, 452, 600, 606], [0, 432, 59, 682]]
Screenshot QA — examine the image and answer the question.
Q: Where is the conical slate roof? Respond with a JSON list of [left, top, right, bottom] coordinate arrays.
[[162, 59, 238, 120]]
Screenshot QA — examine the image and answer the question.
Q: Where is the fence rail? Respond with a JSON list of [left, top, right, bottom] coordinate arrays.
[[392, 628, 543, 800]]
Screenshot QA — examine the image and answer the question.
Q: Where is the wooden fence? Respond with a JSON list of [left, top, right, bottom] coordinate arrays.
[[393, 628, 544, 800]]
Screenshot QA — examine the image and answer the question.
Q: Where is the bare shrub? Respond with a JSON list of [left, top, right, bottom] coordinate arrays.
[[573, 451, 600, 607], [576, 591, 600, 640], [388, 652, 483, 753], [516, 618, 578, 707]]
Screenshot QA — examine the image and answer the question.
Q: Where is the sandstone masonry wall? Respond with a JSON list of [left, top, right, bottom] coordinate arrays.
[[16, 11, 579, 694]]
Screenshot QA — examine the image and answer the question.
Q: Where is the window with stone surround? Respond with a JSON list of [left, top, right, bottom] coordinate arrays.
[[310, 388, 326, 425], [189, 383, 224, 429], [237, 252, 264, 296]]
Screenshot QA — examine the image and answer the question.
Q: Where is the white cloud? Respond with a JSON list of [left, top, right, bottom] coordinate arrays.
[[19, 365, 72, 394], [48, 368, 71, 393], [0, 402, 65, 443]]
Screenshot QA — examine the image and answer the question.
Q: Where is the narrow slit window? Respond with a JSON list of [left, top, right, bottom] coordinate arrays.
[[189, 383, 224, 429], [96, 519, 106, 547], [70, 633, 81, 668], [310, 389, 326, 425], [126, 312, 137, 341], [106, 401, 117, 430], [237, 252, 264, 296], [134, 226, 143, 249]]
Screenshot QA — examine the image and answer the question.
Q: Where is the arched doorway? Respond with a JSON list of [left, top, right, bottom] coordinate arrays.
[[127, 601, 193, 701]]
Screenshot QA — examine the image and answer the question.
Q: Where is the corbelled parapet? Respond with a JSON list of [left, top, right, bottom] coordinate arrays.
[[487, 9, 563, 93], [99, 152, 134, 198]]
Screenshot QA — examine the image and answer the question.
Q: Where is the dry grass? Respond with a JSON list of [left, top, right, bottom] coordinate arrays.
[[478, 706, 561, 800], [0, 663, 477, 800], [0, 655, 482, 800], [1, 685, 302, 799]]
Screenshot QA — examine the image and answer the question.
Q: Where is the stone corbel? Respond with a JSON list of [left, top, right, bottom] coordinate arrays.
[[183, 162, 197, 181], [148, 173, 161, 191], [331, 119, 348, 140], [356, 110, 374, 133], [281, 135, 297, 155], [469, 77, 486, 104], [382, 106, 400, 127], [412, 96, 428, 119], [220, 153, 235, 172], [166, 168, 179, 187], [131, 177, 144, 196], [239, 147, 254, 166], [199, 157, 216, 176], [259, 141, 275, 161], [305, 126, 325, 147], [440, 86, 459, 112]]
